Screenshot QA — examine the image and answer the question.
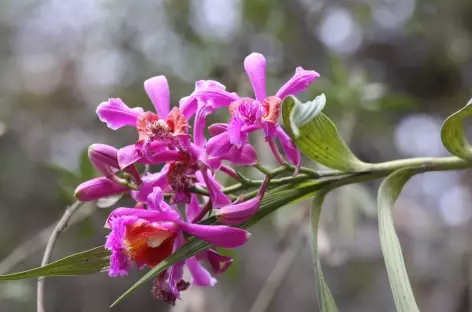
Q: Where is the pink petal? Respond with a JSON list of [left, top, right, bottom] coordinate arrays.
[[144, 76, 170, 117], [206, 249, 233, 274], [117, 145, 142, 169], [208, 123, 228, 136], [131, 165, 169, 202], [186, 256, 216, 286], [178, 222, 250, 248], [227, 117, 248, 148], [179, 80, 229, 119], [275, 67, 320, 100], [276, 127, 300, 166], [216, 197, 260, 225], [179, 95, 197, 120], [193, 103, 214, 147], [74, 177, 128, 202], [200, 168, 231, 209], [96, 98, 143, 130], [244, 53, 267, 101], [186, 194, 201, 222], [147, 186, 164, 211], [206, 132, 232, 158], [167, 232, 186, 297], [193, 88, 239, 109], [105, 208, 179, 228], [223, 144, 257, 166]]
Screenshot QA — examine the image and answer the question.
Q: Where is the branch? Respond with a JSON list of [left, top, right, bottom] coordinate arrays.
[[37, 200, 84, 312]]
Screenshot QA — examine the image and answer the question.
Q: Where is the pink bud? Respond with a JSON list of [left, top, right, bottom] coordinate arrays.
[[90, 144, 142, 184], [74, 177, 128, 201], [88, 144, 119, 177]]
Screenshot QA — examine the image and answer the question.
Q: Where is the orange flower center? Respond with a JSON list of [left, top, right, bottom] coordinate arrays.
[[261, 96, 281, 123]]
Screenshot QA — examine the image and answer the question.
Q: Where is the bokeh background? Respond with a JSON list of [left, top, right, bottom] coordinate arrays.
[[1, 0, 472, 311]]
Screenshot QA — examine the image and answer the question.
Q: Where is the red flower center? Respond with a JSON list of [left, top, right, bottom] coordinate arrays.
[[124, 220, 175, 268]]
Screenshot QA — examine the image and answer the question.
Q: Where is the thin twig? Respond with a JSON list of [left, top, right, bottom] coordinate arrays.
[[37, 200, 84, 312], [248, 223, 308, 312]]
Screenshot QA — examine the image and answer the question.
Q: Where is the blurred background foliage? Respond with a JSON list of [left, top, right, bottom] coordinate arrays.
[[1, 0, 472, 311]]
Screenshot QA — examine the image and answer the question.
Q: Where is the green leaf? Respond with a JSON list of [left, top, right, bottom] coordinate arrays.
[[0, 246, 109, 280], [311, 191, 339, 312], [282, 95, 369, 171], [289, 93, 327, 137], [378, 169, 420, 312], [441, 98, 472, 160], [80, 147, 97, 180], [111, 181, 320, 307]]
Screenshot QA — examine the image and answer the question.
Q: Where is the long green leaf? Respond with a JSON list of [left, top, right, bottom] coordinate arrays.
[[440, 98, 472, 160], [111, 181, 320, 307], [282, 95, 369, 171], [378, 169, 420, 312], [311, 191, 339, 312], [0, 246, 109, 280]]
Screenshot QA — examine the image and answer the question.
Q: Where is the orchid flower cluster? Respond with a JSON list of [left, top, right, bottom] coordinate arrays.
[[74, 53, 319, 305]]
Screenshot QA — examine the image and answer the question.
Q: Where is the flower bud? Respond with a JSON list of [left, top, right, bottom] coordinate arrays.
[[89, 143, 142, 184], [74, 177, 128, 201], [88, 144, 119, 177]]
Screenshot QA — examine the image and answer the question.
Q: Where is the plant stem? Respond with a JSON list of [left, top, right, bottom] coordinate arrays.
[[37, 200, 84, 312]]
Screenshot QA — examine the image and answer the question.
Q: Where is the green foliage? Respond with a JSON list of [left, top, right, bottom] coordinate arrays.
[[311, 191, 339, 312], [377, 169, 420, 312], [282, 95, 369, 171], [0, 246, 109, 280], [441, 98, 472, 160]]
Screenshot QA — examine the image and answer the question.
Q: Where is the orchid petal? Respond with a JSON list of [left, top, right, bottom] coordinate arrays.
[[105, 216, 135, 276], [193, 102, 214, 147], [186, 194, 201, 222], [200, 168, 231, 209], [227, 117, 248, 148], [186, 256, 216, 287], [105, 208, 178, 227], [131, 165, 169, 202], [144, 76, 170, 117], [275, 67, 320, 100], [117, 144, 142, 169], [147, 186, 165, 211], [276, 127, 301, 166], [74, 177, 128, 202], [208, 123, 228, 136], [96, 98, 143, 130], [167, 232, 186, 298], [216, 197, 260, 225], [178, 222, 250, 248], [206, 249, 233, 274], [206, 132, 232, 158], [223, 144, 257, 166], [193, 88, 239, 109], [244, 53, 267, 101]]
